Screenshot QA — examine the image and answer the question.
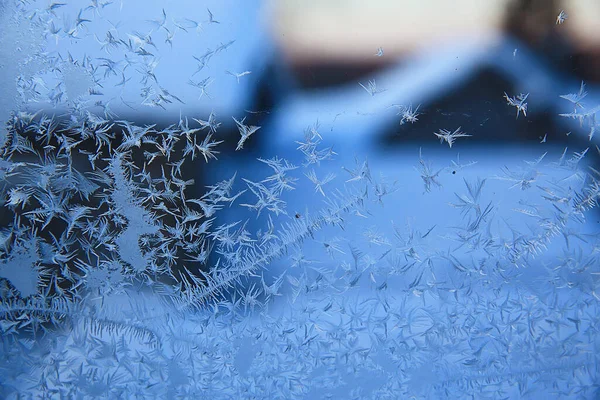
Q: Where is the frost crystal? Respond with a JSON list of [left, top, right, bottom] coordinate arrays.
[[0, 2, 599, 399]]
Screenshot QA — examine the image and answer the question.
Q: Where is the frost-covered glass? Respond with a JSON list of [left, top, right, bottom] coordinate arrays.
[[0, 1, 599, 399]]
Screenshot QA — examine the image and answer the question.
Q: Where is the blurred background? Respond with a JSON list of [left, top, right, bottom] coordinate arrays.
[[258, 0, 600, 147], [13, 0, 599, 148], [198, 0, 600, 210], [4, 0, 597, 266], [3, 0, 600, 271], [188, 0, 600, 282], [2, 2, 600, 396]]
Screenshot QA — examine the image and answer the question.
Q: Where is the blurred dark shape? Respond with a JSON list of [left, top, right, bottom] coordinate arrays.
[[505, 0, 559, 46], [570, 49, 600, 83], [291, 64, 383, 91], [249, 0, 597, 152], [378, 69, 559, 148], [506, 0, 600, 82]]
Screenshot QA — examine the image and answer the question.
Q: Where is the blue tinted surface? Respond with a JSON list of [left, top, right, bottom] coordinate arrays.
[[0, 1, 599, 399]]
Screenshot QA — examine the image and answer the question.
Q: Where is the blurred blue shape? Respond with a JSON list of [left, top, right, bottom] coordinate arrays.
[[36, 0, 272, 119]]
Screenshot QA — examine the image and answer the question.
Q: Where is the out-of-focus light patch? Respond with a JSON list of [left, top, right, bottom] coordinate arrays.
[[269, 0, 509, 63], [562, 0, 600, 49]]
